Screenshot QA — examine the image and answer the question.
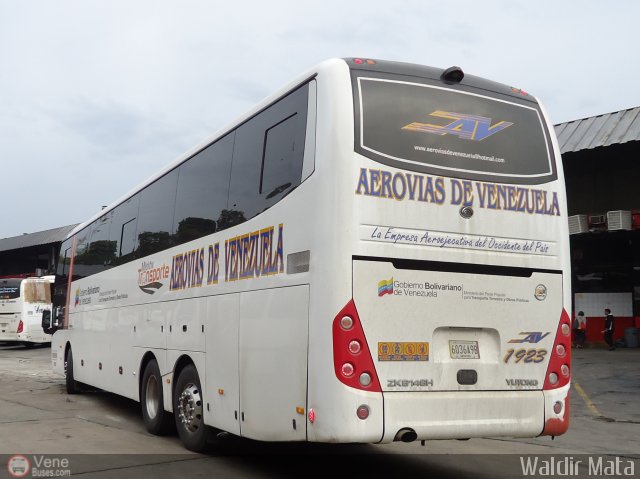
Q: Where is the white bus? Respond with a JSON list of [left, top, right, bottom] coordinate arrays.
[[0, 276, 53, 346], [50, 58, 571, 451]]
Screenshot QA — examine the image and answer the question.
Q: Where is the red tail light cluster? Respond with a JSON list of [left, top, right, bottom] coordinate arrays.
[[332, 299, 381, 392], [543, 309, 571, 390], [17, 320, 24, 334]]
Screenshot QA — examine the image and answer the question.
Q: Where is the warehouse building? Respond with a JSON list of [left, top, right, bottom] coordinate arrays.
[[555, 106, 640, 346]]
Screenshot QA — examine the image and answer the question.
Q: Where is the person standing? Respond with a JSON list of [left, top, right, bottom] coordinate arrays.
[[602, 308, 615, 350], [575, 311, 587, 348]]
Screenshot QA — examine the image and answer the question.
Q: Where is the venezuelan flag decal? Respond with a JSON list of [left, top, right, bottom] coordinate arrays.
[[378, 277, 394, 297]]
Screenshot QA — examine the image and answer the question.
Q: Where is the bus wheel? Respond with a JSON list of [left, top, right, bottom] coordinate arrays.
[[65, 348, 82, 394], [173, 364, 210, 452], [141, 359, 172, 435]]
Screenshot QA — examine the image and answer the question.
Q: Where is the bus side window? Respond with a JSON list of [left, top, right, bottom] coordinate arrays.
[[136, 169, 179, 257], [173, 133, 234, 244], [120, 218, 137, 257], [57, 239, 73, 278], [72, 225, 93, 280], [109, 194, 140, 265], [228, 83, 309, 224], [53, 238, 73, 306], [260, 113, 305, 201], [82, 211, 115, 275]]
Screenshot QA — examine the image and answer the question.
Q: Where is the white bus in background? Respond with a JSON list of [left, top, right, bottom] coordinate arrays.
[[0, 276, 53, 347], [49, 58, 571, 452]]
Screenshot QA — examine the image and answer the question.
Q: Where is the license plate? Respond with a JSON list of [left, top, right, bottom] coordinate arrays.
[[449, 340, 480, 359]]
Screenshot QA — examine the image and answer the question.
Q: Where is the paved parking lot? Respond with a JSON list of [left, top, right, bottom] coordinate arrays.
[[0, 342, 638, 477]]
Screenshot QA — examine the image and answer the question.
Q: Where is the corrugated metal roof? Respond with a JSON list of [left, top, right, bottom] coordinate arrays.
[[554, 107, 640, 154], [0, 224, 78, 253]]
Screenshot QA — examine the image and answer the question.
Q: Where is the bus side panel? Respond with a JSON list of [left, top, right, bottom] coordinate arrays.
[[238, 285, 309, 441], [134, 303, 166, 351], [167, 297, 206, 353], [205, 293, 241, 436], [71, 305, 142, 399], [51, 329, 69, 374], [108, 305, 140, 401], [70, 308, 109, 389]]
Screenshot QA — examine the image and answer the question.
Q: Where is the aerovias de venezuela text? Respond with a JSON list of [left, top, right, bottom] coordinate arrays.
[[169, 224, 284, 291], [356, 168, 560, 216]]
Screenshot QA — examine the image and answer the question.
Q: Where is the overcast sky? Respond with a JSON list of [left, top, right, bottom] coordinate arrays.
[[1, 0, 639, 239]]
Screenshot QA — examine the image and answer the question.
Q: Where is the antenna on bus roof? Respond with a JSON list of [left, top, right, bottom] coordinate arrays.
[[441, 66, 464, 84]]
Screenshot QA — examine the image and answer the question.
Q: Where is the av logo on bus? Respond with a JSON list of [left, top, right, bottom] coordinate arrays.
[[402, 110, 513, 141], [508, 332, 550, 344], [378, 277, 393, 296]]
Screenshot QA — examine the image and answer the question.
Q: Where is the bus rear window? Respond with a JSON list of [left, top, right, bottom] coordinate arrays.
[[0, 280, 21, 300], [23, 281, 51, 303], [354, 76, 556, 185]]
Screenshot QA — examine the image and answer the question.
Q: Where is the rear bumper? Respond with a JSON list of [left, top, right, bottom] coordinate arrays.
[[17, 332, 50, 343], [381, 390, 545, 442], [0, 332, 19, 342]]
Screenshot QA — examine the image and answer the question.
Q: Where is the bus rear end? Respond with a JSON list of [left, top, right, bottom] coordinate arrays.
[[17, 277, 53, 344], [340, 59, 570, 441], [0, 279, 23, 343]]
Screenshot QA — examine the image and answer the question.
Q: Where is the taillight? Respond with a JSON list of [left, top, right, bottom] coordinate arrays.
[[332, 299, 381, 392], [543, 309, 571, 390], [17, 320, 24, 334]]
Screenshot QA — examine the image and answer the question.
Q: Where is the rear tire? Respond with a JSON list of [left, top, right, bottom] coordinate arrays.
[[173, 364, 211, 452], [141, 359, 172, 435], [65, 347, 82, 394]]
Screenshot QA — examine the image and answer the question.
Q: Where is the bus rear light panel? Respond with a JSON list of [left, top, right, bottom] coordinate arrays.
[[543, 309, 571, 390], [332, 299, 381, 392]]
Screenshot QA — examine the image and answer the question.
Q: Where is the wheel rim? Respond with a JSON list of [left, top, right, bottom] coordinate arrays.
[[145, 375, 160, 419], [177, 382, 203, 433]]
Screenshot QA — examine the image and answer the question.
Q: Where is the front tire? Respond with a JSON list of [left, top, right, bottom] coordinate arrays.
[[141, 359, 172, 435], [65, 347, 82, 394], [173, 364, 210, 452]]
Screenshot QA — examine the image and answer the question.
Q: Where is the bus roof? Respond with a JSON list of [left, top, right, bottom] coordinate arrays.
[[66, 58, 539, 239], [345, 58, 537, 103], [66, 58, 338, 239]]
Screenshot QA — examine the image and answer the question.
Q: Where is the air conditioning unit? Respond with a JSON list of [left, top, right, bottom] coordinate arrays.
[[607, 210, 632, 231], [568, 215, 589, 235], [588, 214, 607, 232]]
